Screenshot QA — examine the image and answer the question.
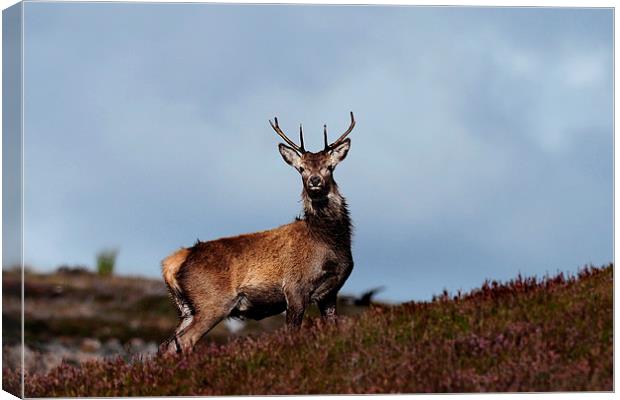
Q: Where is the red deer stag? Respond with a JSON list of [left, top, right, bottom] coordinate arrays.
[[160, 112, 356, 354]]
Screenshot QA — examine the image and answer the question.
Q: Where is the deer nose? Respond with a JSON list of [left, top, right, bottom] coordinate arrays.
[[309, 176, 322, 187]]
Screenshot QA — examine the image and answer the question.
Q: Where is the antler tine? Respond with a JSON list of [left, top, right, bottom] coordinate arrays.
[[269, 117, 304, 153], [323, 124, 328, 150], [327, 111, 356, 150], [299, 124, 305, 152]]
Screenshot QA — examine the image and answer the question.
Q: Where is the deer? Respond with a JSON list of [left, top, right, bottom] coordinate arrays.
[[159, 112, 356, 354]]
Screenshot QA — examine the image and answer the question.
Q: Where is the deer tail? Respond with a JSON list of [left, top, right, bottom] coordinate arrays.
[[162, 248, 190, 301]]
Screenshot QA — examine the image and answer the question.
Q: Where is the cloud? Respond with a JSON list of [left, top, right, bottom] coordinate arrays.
[[21, 4, 612, 300]]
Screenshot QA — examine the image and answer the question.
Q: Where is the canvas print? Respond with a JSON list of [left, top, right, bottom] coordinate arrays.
[[2, 2, 613, 397]]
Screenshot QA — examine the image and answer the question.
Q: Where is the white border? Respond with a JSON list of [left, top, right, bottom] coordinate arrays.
[[0, 1, 615, 400]]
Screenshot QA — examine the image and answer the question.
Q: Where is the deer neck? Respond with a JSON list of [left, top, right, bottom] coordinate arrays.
[[301, 184, 352, 248]]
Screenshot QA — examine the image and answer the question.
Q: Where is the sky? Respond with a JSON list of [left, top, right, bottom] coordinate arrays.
[[14, 3, 613, 301]]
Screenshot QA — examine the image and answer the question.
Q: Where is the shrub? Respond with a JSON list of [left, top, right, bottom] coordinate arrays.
[[96, 249, 117, 277], [7, 264, 612, 396]]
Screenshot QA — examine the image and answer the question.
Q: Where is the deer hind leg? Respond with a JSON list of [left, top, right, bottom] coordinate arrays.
[[159, 248, 192, 354], [159, 293, 195, 355], [174, 298, 235, 353]]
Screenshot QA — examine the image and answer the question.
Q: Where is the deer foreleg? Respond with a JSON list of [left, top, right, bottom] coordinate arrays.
[[317, 292, 337, 322], [284, 286, 309, 329]]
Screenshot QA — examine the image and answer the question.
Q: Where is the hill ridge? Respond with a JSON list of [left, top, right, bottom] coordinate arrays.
[[4, 264, 612, 395]]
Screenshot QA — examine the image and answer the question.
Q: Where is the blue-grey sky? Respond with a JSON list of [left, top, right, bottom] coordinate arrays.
[[20, 4, 612, 301]]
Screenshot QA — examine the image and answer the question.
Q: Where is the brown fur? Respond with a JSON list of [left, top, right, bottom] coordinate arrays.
[[161, 248, 190, 294], [160, 123, 354, 354]]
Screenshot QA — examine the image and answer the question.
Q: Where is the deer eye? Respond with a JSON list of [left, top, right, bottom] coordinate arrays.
[[299, 167, 304, 173]]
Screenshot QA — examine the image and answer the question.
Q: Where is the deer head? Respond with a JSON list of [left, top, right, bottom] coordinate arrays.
[[270, 112, 355, 200]]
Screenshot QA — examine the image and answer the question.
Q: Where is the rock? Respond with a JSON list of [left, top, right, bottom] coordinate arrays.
[[23, 345, 36, 372], [128, 338, 145, 353], [2, 345, 22, 371], [142, 342, 158, 355], [80, 338, 102, 353], [74, 352, 100, 364], [2, 344, 64, 375], [103, 338, 123, 355], [51, 285, 64, 297], [45, 340, 70, 355], [40, 352, 63, 374]]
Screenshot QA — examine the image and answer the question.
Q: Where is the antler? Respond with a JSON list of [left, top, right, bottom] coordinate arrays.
[[269, 117, 306, 153], [323, 124, 328, 149], [324, 111, 355, 151]]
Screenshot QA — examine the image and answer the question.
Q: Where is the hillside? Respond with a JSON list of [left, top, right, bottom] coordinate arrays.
[[2, 267, 374, 378], [3, 264, 613, 396]]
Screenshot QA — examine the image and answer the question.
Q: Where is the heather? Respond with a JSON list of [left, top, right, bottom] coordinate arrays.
[[4, 264, 612, 396], [2, 267, 373, 379]]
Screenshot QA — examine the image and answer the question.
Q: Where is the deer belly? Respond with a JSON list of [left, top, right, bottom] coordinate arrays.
[[230, 286, 286, 321]]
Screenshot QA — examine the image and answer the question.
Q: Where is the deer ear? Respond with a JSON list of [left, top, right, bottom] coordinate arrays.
[[278, 143, 302, 169], [329, 138, 351, 166]]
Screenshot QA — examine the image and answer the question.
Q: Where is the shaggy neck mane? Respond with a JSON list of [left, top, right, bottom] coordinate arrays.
[[300, 183, 352, 248]]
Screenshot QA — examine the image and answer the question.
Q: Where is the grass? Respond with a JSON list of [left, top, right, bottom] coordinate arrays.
[[4, 264, 613, 396]]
